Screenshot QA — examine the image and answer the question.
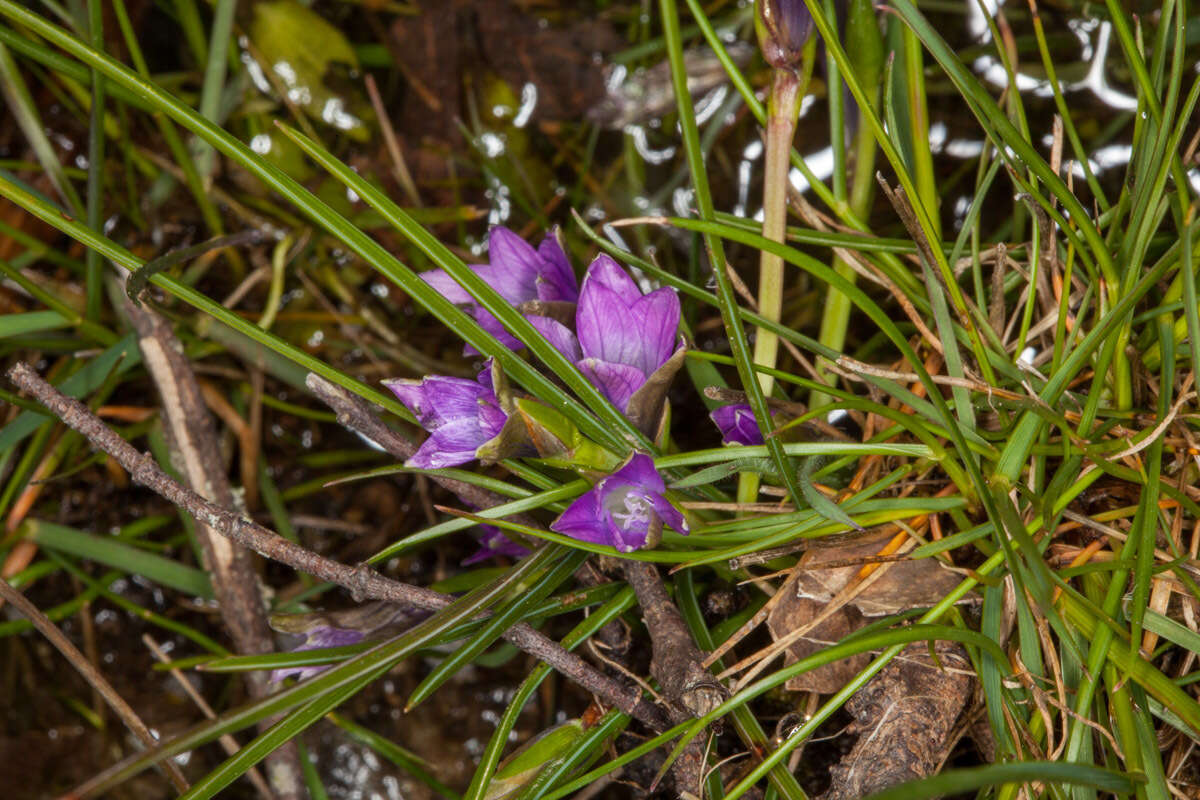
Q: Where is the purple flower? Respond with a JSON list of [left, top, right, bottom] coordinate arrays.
[[383, 360, 508, 469], [270, 625, 366, 683], [530, 255, 683, 413], [419, 226, 578, 350], [462, 525, 530, 565], [711, 404, 764, 446], [550, 454, 688, 552]]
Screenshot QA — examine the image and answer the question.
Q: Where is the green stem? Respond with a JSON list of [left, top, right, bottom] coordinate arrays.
[[752, 60, 809, 399], [740, 50, 811, 506]]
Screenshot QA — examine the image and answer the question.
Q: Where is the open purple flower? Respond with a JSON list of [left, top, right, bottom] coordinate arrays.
[[419, 226, 578, 350], [530, 255, 684, 417], [550, 453, 687, 552], [383, 360, 508, 469], [711, 404, 764, 446]]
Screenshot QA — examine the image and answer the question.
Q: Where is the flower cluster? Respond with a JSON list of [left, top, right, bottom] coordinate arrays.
[[385, 226, 689, 557]]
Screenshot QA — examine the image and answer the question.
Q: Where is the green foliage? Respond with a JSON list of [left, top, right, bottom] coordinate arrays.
[[0, 0, 1198, 797]]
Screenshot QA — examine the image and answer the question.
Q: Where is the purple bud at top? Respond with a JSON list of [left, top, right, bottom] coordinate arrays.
[[383, 360, 507, 469], [711, 404, 765, 446], [756, 0, 814, 71], [550, 453, 688, 553], [417, 227, 578, 351]]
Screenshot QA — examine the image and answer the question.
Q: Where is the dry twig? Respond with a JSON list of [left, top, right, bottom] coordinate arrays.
[[6, 362, 666, 733]]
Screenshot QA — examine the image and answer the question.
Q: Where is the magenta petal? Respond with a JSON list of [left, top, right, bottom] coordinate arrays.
[[527, 315, 583, 362], [463, 527, 529, 565], [650, 494, 689, 535], [269, 626, 366, 682], [536, 233, 578, 303], [577, 358, 645, 412], [550, 490, 608, 545], [383, 375, 485, 429]]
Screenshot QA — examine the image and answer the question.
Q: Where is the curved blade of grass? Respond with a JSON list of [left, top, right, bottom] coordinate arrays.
[[406, 547, 584, 709], [860, 762, 1137, 800], [881, 0, 1116, 284], [23, 518, 212, 598], [675, 570, 809, 800], [464, 586, 637, 800], [175, 548, 560, 800], [76, 547, 553, 797], [0, 170, 410, 419]]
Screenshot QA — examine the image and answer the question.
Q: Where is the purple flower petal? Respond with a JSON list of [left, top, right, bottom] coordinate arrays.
[[269, 626, 366, 682], [418, 267, 476, 306], [407, 421, 490, 468], [550, 454, 686, 553], [535, 232, 579, 303], [527, 315, 583, 362], [576, 257, 682, 382], [485, 227, 542, 304], [550, 489, 607, 545], [609, 452, 666, 493], [583, 254, 642, 305], [710, 404, 764, 446], [463, 526, 530, 565], [577, 280, 637, 368], [650, 493, 689, 535], [627, 288, 681, 375], [383, 375, 488, 430], [383, 363, 507, 468], [577, 358, 645, 412]]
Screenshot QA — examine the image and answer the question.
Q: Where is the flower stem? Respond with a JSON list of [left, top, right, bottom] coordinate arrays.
[[741, 45, 813, 505]]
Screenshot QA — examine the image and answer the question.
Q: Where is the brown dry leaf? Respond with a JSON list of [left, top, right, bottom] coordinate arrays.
[[818, 641, 973, 800], [766, 531, 970, 693]]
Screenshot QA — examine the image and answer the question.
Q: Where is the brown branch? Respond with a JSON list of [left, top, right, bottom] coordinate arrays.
[[6, 362, 665, 734], [304, 373, 541, 530], [622, 561, 726, 719], [621, 561, 726, 798], [124, 299, 303, 800], [0, 577, 190, 793]]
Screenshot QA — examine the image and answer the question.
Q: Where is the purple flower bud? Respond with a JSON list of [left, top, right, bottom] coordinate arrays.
[[383, 360, 508, 469], [711, 404, 765, 446], [530, 255, 684, 413], [550, 454, 688, 552], [418, 226, 578, 351], [756, 0, 814, 71]]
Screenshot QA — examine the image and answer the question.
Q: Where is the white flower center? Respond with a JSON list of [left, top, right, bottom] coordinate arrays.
[[610, 491, 653, 531]]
